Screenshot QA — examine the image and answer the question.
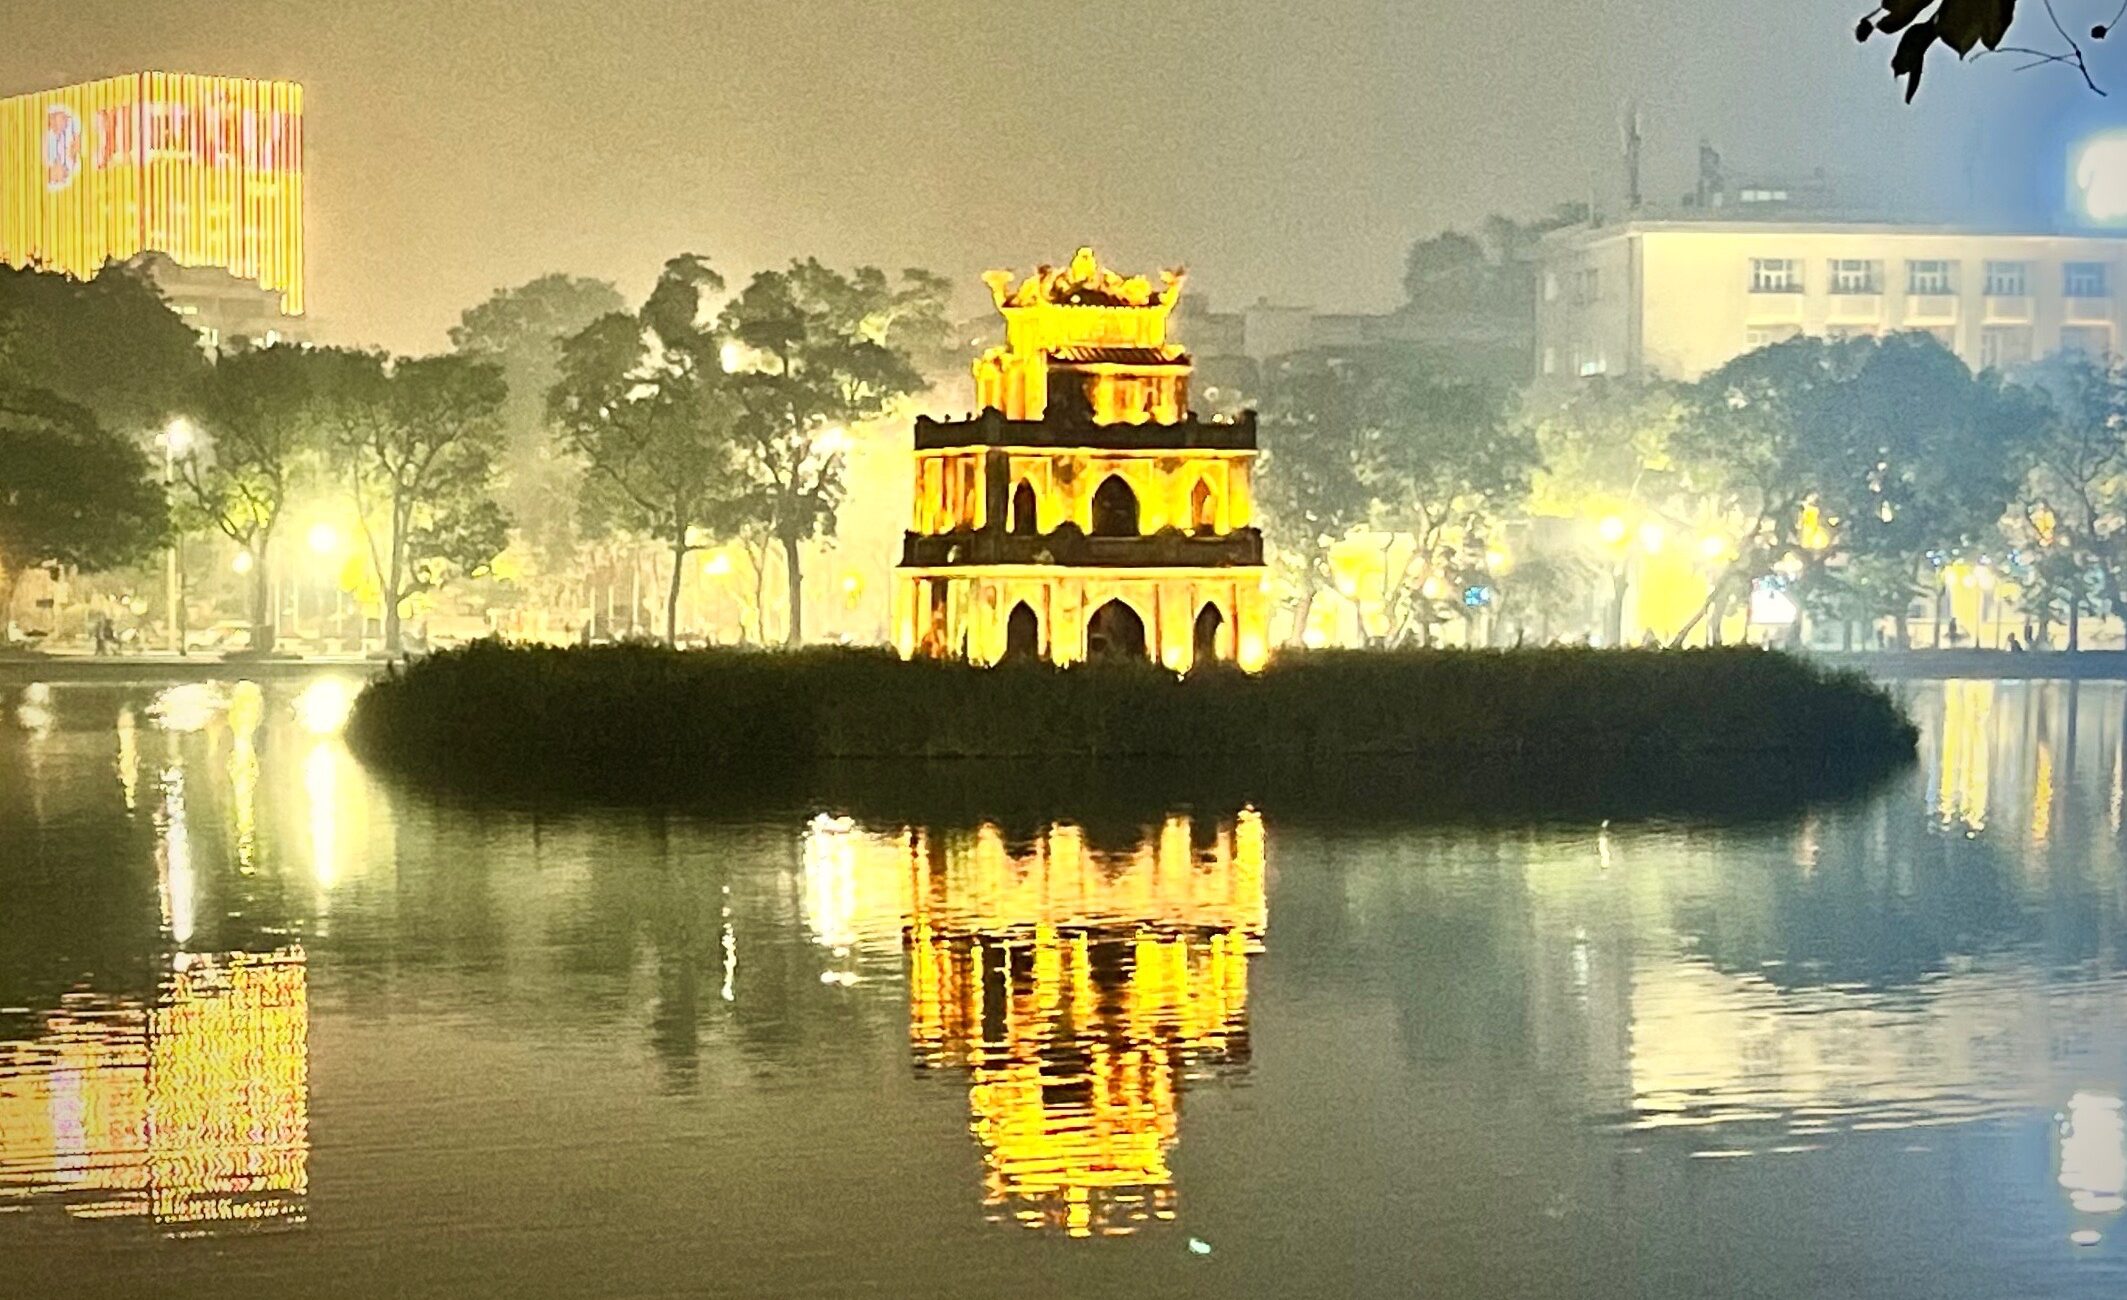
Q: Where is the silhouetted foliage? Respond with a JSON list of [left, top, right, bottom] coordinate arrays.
[[0, 263, 205, 433], [0, 383, 167, 640], [549, 255, 746, 646], [347, 642, 1917, 814]]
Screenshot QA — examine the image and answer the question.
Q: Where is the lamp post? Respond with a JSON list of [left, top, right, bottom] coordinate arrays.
[[160, 420, 195, 655]]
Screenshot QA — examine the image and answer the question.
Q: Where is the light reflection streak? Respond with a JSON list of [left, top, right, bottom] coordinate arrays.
[[0, 949, 309, 1231], [115, 705, 138, 812], [305, 743, 337, 892], [1935, 679, 1993, 830], [14, 682, 54, 736], [2060, 1091, 2126, 1216], [157, 766, 194, 948], [227, 683, 262, 874]]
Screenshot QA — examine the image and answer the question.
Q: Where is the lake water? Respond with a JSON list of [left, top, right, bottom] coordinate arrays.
[[1, 674, 2124, 1298]]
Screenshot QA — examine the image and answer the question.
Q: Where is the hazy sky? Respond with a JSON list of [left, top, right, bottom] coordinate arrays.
[[0, 0, 2083, 353]]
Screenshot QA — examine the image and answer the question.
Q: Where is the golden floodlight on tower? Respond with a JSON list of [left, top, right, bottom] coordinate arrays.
[[895, 247, 1270, 672]]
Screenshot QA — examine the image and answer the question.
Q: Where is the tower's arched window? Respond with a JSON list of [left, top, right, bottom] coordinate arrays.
[[1193, 602, 1226, 666], [1087, 599, 1147, 660], [1005, 601, 1040, 660], [1190, 478, 1218, 533], [1011, 481, 1038, 536], [1090, 476, 1139, 538]]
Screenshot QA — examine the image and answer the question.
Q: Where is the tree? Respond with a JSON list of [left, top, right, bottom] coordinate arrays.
[[175, 345, 330, 652], [720, 260, 945, 644], [549, 255, 746, 646], [1675, 333, 2043, 647], [1672, 335, 1872, 645], [319, 351, 510, 654], [2012, 355, 2127, 647], [1528, 377, 1690, 644], [0, 383, 166, 641], [1817, 335, 2043, 645], [0, 263, 205, 433], [1397, 206, 1587, 385], [1853, 0, 2081, 101], [450, 274, 626, 577], [1362, 358, 1531, 644], [1256, 354, 1378, 642]]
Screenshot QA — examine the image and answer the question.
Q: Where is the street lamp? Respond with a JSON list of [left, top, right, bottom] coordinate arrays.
[[159, 419, 197, 655]]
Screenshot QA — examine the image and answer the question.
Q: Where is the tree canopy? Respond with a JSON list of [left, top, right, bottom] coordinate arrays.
[[0, 382, 167, 639], [0, 263, 205, 434], [549, 254, 746, 645], [452, 273, 627, 574], [720, 259, 947, 643]]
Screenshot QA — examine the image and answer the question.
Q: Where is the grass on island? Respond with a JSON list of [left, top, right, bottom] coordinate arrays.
[[344, 642, 1917, 817]]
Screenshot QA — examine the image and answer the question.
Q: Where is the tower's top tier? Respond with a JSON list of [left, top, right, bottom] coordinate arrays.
[[974, 247, 1194, 425]]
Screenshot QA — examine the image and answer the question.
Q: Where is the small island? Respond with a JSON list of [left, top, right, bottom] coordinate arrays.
[[345, 641, 1917, 817]]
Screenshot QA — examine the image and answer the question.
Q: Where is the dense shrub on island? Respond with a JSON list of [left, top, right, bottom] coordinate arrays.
[[344, 642, 1916, 809]]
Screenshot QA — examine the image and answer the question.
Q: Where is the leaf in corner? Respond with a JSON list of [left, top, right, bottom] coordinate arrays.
[[1876, 0, 1938, 35], [1892, 19, 1940, 100], [1935, 0, 2015, 53]]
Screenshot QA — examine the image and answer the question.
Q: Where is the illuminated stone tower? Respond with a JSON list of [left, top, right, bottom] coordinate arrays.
[[894, 248, 1269, 670]]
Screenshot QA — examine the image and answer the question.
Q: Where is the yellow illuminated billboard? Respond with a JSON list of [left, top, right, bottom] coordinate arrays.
[[0, 73, 304, 314]]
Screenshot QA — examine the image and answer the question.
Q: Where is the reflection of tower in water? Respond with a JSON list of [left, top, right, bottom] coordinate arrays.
[[905, 812, 1265, 1236], [0, 948, 309, 1229]]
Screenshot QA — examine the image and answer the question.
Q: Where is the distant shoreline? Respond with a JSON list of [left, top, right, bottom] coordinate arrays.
[[1810, 650, 2127, 680]]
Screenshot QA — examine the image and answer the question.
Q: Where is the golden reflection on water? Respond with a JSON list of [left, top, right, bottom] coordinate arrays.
[[1936, 679, 1994, 830], [900, 813, 1266, 1237], [0, 949, 309, 1231]]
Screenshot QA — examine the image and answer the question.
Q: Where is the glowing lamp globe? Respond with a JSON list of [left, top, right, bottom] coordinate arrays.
[[2074, 131, 2127, 224]]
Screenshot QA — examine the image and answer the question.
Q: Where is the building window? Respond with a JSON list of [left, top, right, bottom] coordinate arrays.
[[1576, 352, 1608, 377], [1543, 272, 1559, 303], [1906, 260, 1954, 295], [2066, 262, 2110, 298], [1750, 258, 1801, 293], [1830, 259, 1882, 294], [1542, 347, 1557, 375], [1573, 268, 1600, 304], [1983, 261, 2027, 296], [1744, 324, 1801, 350], [1980, 325, 2034, 370], [2061, 324, 2113, 358]]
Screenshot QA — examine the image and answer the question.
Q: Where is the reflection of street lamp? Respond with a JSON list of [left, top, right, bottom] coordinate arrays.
[[233, 549, 256, 576], [159, 419, 196, 654], [1596, 515, 1627, 546], [308, 523, 340, 556]]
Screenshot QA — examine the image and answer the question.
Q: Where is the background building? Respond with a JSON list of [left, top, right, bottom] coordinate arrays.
[[1535, 216, 2127, 387], [1, 72, 306, 347]]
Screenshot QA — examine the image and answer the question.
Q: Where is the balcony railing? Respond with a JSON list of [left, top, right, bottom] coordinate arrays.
[[901, 526, 1265, 569]]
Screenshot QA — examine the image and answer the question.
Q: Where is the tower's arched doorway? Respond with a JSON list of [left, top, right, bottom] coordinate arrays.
[[1192, 602, 1225, 667], [1010, 481, 1038, 536], [1086, 599, 1147, 661], [1005, 601, 1040, 660], [1190, 478, 1217, 533], [1090, 476, 1140, 537]]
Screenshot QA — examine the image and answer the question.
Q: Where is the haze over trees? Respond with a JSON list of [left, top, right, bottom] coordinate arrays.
[[719, 261, 948, 644], [178, 345, 332, 653], [318, 351, 511, 655], [0, 383, 166, 641], [549, 255, 745, 646]]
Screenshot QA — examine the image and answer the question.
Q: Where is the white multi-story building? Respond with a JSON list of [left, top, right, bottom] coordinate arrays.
[[1534, 219, 2127, 386]]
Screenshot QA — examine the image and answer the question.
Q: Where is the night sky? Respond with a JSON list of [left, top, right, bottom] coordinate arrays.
[[0, 0, 2090, 351]]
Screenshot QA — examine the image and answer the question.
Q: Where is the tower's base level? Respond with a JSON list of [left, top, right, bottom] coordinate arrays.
[[895, 567, 1269, 672]]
